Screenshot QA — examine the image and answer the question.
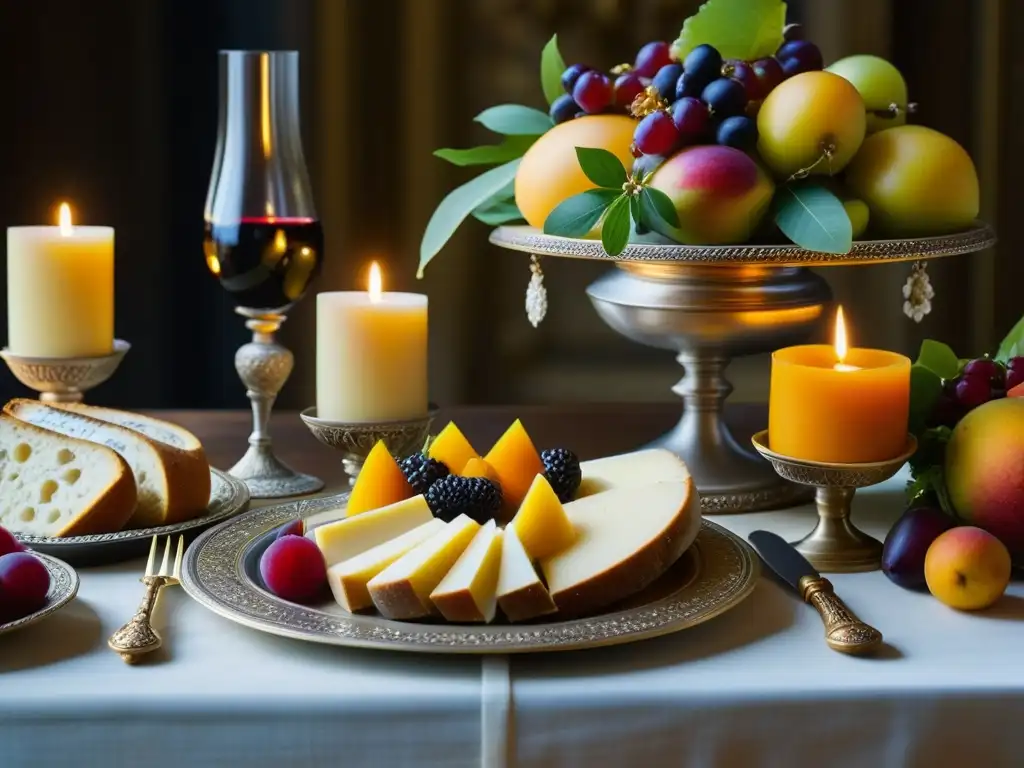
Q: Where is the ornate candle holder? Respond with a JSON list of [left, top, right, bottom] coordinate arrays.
[[0, 340, 130, 403], [751, 430, 917, 573], [300, 406, 438, 487], [228, 311, 324, 499]]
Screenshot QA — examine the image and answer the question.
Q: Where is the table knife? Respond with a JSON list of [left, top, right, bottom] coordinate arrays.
[[748, 530, 882, 656]]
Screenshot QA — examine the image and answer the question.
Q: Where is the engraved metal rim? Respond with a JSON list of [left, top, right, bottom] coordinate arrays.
[[0, 552, 79, 636], [750, 430, 918, 482], [15, 468, 250, 547], [0, 338, 131, 366], [180, 493, 760, 654], [299, 404, 440, 432], [489, 223, 996, 266]]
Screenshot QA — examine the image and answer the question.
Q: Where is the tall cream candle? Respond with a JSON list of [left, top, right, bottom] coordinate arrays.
[[7, 203, 114, 358], [316, 262, 428, 422]]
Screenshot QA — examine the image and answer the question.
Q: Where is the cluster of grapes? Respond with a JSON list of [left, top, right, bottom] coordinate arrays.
[[550, 26, 824, 159], [931, 357, 1024, 429]]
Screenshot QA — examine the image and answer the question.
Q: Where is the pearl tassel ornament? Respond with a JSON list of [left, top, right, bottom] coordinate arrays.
[[525, 255, 548, 328]]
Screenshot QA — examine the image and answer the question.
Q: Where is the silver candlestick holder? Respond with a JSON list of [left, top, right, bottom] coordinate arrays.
[[300, 406, 438, 487], [0, 340, 130, 403], [228, 310, 324, 499]]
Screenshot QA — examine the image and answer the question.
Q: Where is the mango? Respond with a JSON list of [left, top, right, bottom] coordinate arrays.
[[484, 419, 545, 514], [428, 422, 478, 474], [461, 457, 501, 486], [757, 71, 866, 179], [924, 526, 1011, 610], [945, 398, 1024, 556], [347, 441, 414, 517], [845, 125, 979, 237], [514, 115, 637, 230], [648, 145, 774, 245], [510, 475, 575, 561]]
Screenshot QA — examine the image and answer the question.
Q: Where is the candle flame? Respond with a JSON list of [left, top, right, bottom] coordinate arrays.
[[834, 306, 849, 364], [58, 203, 73, 236], [368, 261, 383, 303]]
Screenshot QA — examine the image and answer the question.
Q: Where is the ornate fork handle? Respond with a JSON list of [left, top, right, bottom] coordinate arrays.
[[108, 575, 169, 664]]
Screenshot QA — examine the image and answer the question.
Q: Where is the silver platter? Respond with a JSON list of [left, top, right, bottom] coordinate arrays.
[[0, 552, 79, 636], [17, 468, 251, 566], [181, 492, 760, 655], [489, 223, 996, 266]]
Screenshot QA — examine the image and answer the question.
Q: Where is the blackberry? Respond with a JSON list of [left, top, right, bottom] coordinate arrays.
[[541, 448, 582, 502], [399, 453, 450, 496], [426, 476, 502, 524]]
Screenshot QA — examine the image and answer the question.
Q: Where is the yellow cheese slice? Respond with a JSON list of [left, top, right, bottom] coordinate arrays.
[[367, 514, 481, 620], [430, 520, 503, 623], [496, 524, 557, 623], [314, 495, 434, 567], [510, 474, 575, 560], [541, 479, 700, 618], [575, 448, 690, 498], [327, 518, 447, 613]]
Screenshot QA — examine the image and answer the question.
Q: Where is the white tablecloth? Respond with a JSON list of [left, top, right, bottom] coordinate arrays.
[[3, 469, 1023, 768]]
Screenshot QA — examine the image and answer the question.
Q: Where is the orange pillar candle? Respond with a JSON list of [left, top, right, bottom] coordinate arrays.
[[768, 307, 911, 463]]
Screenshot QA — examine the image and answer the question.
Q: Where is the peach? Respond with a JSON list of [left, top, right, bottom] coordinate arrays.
[[924, 527, 1011, 610], [648, 145, 774, 245], [945, 398, 1024, 556]]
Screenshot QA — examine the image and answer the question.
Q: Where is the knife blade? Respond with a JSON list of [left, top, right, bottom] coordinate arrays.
[[749, 530, 882, 656]]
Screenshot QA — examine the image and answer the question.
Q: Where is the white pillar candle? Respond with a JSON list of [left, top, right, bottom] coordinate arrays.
[[316, 262, 428, 422], [7, 203, 115, 358]]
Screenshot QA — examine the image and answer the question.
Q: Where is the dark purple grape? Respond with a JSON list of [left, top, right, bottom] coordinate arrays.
[[671, 97, 711, 143], [722, 60, 760, 100], [572, 71, 613, 114], [0, 527, 21, 558], [633, 110, 679, 156], [701, 77, 747, 118], [955, 374, 993, 409], [1008, 367, 1024, 391], [0, 552, 49, 619], [1008, 356, 1024, 371], [964, 357, 1004, 385], [276, 519, 304, 539], [683, 44, 723, 85], [777, 40, 823, 77], [882, 506, 955, 590], [674, 71, 705, 101], [716, 115, 758, 151], [549, 94, 579, 124], [751, 57, 784, 98], [613, 73, 645, 110], [929, 393, 963, 429], [783, 23, 804, 42], [634, 41, 673, 78], [260, 535, 326, 603], [561, 63, 592, 94], [652, 63, 683, 101]]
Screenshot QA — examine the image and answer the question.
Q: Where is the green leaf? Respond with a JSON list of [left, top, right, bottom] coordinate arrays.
[[672, 0, 787, 62], [638, 188, 679, 241], [629, 194, 642, 232], [475, 104, 553, 136], [472, 198, 524, 226], [418, 159, 521, 278], [543, 189, 621, 238], [540, 34, 567, 106], [434, 135, 537, 167], [908, 363, 943, 435], [906, 465, 956, 516], [642, 187, 680, 227], [601, 196, 631, 257], [996, 314, 1024, 363], [773, 182, 853, 255], [915, 339, 960, 380], [575, 147, 628, 189]]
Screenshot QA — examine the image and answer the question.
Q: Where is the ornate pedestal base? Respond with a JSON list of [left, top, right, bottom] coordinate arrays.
[[587, 264, 830, 513], [0, 340, 130, 403]]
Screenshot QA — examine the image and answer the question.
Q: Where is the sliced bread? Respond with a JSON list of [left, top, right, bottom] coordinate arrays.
[[4, 399, 209, 529], [0, 413, 137, 537]]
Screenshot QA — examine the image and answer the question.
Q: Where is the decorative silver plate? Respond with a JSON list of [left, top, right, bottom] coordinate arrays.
[[181, 493, 760, 654], [0, 552, 79, 636], [489, 223, 996, 266], [17, 469, 251, 566]]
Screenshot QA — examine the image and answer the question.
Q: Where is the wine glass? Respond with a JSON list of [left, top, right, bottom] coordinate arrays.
[[204, 49, 324, 498]]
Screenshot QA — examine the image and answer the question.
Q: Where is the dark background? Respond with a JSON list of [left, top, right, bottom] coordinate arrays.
[[0, 0, 1014, 411]]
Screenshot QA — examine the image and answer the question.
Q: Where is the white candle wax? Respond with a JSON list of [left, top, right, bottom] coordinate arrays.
[[316, 282, 428, 423], [7, 204, 114, 358]]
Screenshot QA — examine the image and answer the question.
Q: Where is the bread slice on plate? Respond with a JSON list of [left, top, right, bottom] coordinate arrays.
[[4, 399, 209, 529], [0, 413, 137, 537]]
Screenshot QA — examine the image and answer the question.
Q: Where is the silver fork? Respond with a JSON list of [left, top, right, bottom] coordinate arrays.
[[108, 535, 184, 664]]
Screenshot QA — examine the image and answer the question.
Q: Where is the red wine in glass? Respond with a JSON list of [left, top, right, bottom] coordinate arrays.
[[204, 216, 323, 312]]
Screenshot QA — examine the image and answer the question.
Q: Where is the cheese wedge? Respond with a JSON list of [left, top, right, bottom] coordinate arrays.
[[368, 514, 480, 620], [496, 524, 557, 622], [327, 518, 446, 613], [431, 520, 503, 623], [314, 495, 433, 567], [576, 448, 690, 498], [541, 479, 701, 618], [510, 474, 575, 560]]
